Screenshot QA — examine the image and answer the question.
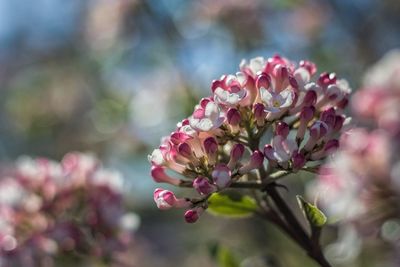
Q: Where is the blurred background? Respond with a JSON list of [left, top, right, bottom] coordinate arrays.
[[0, 0, 399, 266]]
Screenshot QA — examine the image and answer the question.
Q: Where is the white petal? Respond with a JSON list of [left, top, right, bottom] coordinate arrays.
[[260, 88, 273, 103], [294, 67, 310, 87], [236, 72, 247, 86]]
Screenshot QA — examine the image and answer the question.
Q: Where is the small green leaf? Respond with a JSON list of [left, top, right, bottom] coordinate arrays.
[[296, 195, 327, 227], [207, 192, 258, 218], [217, 246, 240, 267]]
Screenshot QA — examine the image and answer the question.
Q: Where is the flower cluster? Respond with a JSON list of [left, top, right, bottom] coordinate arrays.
[[310, 50, 400, 237], [0, 152, 138, 267], [149, 55, 351, 223], [352, 49, 400, 135]]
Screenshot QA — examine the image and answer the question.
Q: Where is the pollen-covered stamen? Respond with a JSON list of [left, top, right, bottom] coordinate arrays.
[[184, 207, 204, 223], [239, 150, 264, 174], [203, 137, 218, 165], [212, 164, 232, 189], [227, 143, 245, 169], [151, 166, 180, 186], [193, 176, 217, 195], [297, 106, 315, 142]]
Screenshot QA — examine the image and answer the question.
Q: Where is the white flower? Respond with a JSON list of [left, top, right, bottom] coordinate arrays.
[[271, 135, 298, 162], [260, 88, 295, 113]]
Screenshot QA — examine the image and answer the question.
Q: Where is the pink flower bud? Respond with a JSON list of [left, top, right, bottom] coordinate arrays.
[[292, 151, 306, 170], [318, 72, 336, 88], [264, 144, 275, 160], [256, 73, 271, 90], [300, 106, 315, 121], [227, 143, 245, 169], [297, 106, 315, 141], [153, 188, 176, 210], [178, 143, 193, 159], [203, 137, 218, 155], [193, 176, 216, 195], [304, 121, 328, 151], [203, 137, 218, 164], [184, 207, 204, 223], [275, 121, 289, 139], [154, 188, 190, 210], [253, 103, 266, 126], [299, 60, 317, 75], [170, 132, 192, 145], [239, 150, 264, 174], [151, 166, 180, 186], [212, 164, 232, 189], [227, 108, 241, 126], [303, 90, 317, 106], [310, 121, 328, 140], [333, 115, 345, 132]]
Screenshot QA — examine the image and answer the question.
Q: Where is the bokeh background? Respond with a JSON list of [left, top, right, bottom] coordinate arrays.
[[0, 0, 399, 266]]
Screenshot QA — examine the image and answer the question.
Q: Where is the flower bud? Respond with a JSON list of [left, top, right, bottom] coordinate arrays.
[[212, 164, 232, 189], [256, 73, 271, 90], [275, 121, 290, 139], [227, 143, 245, 169], [178, 143, 193, 159], [239, 150, 264, 174], [303, 90, 317, 106], [193, 176, 216, 195], [318, 72, 336, 88], [253, 103, 266, 126], [292, 151, 306, 170], [333, 115, 345, 133], [184, 207, 204, 223], [297, 106, 315, 142], [227, 108, 241, 126], [203, 137, 218, 164], [151, 166, 180, 186], [154, 188, 190, 210], [304, 121, 328, 151]]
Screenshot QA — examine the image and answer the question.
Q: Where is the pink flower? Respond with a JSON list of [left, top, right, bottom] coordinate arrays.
[[189, 98, 225, 132], [212, 73, 247, 105], [150, 54, 352, 223]]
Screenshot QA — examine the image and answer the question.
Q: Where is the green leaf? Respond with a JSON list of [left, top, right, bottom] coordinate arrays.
[[207, 192, 258, 218], [217, 246, 240, 267], [296, 195, 327, 227]]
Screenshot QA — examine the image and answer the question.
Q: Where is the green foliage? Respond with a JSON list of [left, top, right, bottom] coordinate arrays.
[[296, 195, 327, 228], [207, 192, 258, 218]]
